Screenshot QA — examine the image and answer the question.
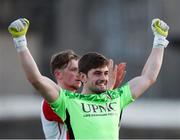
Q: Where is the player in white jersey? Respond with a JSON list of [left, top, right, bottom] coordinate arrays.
[[40, 50, 80, 139], [41, 100, 68, 139]]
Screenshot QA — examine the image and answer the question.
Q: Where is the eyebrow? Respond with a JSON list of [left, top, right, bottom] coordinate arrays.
[[68, 66, 78, 70], [93, 70, 109, 73]]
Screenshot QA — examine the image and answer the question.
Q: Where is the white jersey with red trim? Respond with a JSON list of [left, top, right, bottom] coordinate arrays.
[[41, 100, 68, 139]]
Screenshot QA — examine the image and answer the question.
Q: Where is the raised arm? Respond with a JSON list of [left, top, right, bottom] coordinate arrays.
[[129, 18, 169, 99], [8, 18, 59, 103]]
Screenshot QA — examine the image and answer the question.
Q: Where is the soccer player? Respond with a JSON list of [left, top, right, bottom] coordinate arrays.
[[41, 50, 126, 139], [8, 18, 126, 139], [41, 50, 81, 139], [8, 18, 169, 139]]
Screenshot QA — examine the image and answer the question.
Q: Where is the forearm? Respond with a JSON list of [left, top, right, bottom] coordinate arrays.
[[129, 18, 169, 99], [18, 48, 42, 83], [141, 48, 164, 83], [20, 49, 58, 102], [8, 18, 59, 103]]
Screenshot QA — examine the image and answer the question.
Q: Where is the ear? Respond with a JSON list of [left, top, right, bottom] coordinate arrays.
[[79, 72, 87, 84], [54, 69, 63, 80]]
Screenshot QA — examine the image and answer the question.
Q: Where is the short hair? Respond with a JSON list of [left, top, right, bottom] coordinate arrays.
[[78, 52, 109, 75], [50, 50, 79, 75]]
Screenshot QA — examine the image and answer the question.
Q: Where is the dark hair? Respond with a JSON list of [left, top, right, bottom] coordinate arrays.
[[50, 50, 79, 75], [78, 52, 109, 75]]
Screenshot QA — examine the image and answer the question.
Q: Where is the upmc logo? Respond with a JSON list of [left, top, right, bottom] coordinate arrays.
[[81, 102, 117, 113]]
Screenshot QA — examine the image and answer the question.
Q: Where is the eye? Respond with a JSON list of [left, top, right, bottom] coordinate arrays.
[[104, 71, 109, 76], [94, 71, 101, 76]]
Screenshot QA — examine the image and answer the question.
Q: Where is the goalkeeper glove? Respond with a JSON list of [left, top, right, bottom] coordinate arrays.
[[151, 18, 169, 48], [8, 18, 29, 52]]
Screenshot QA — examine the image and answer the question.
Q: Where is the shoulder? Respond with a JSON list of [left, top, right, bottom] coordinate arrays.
[[107, 83, 131, 97]]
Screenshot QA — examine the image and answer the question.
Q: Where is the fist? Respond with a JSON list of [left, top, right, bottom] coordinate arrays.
[[8, 18, 29, 38], [151, 18, 169, 37]]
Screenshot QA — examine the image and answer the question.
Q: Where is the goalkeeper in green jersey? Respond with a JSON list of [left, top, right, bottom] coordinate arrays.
[[8, 18, 169, 139]]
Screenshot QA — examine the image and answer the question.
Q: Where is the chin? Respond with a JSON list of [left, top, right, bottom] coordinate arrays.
[[75, 84, 82, 89], [99, 86, 107, 92], [77, 83, 82, 88], [73, 82, 81, 88]]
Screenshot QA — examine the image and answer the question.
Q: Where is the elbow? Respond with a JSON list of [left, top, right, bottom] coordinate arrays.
[[147, 76, 157, 86]]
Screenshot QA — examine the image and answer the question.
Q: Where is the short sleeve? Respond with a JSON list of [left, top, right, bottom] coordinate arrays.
[[117, 84, 135, 109], [50, 88, 67, 121]]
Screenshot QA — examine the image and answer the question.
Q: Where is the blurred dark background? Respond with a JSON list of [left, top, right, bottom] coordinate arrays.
[[0, 0, 180, 138]]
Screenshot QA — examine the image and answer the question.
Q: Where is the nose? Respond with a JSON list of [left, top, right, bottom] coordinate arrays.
[[76, 73, 80, 79], [100, 73, 108, 81]]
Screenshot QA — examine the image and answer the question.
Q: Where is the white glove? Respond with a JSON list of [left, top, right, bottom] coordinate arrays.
[[151, 18, 169, 48], [8, 18, 29, 52]]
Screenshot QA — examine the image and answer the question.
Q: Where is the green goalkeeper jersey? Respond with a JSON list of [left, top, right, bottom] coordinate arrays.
[[50, 83, 134, 140]]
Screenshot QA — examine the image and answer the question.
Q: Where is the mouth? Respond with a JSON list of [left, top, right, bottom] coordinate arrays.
[[97, 83, 106, 86], [96, 83, 107, 89], [96, 80, 107, 86], [75, 79, 82, 84]]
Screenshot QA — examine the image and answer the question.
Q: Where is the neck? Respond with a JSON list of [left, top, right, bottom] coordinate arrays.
[[81, 87, 91, 94], [81, 84, 105, 95], [81, 85, 93, 94]]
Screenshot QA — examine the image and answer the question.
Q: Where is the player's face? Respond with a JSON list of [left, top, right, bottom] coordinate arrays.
[[86, 66, 109, 94], [62, 59, 81, 91]]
